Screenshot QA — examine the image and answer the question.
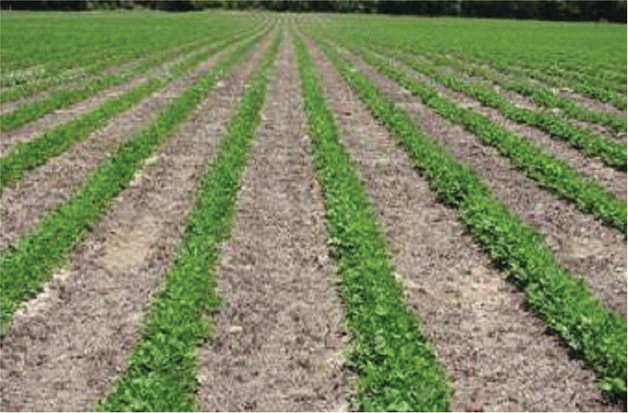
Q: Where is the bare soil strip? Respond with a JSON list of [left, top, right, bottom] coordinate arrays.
[[453, 70, 627, 144], [0, 38, 212, 115], [556, 88, 627, 116], [0, 61, 139, 116], [196, 35, 351, 412], [0, 44, 239, 250], [306, 40, 618, 412], [0, 75, 150, 155], [441, 56, 627, 118], [392, 59, 628, 201], [342, 50, 627, 316], [0, 37, 239, 156], [0, 39, 270, 412]]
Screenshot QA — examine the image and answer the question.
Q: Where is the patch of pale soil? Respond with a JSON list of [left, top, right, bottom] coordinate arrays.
[[307, 40, 619, 412], [556, 88, 627, 117], [454, 57, 626, 117], [0, 42, 238, 250], [0, 37, 271, 412], [196, 36, 351, 413], [0, 38, 232, 156], [0, 75, 149, 155], [0, 38, 210, 116], [391, 57, 627, 201], [452, 70, 626, 144], [342, 49, 627, 316]]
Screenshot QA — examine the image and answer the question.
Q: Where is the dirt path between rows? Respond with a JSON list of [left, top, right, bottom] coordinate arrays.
[[0, 75, 150, 155], [306, 39, 618, 412], [0, 42, 240, 250], [0, 38, 237, 156], [341, 49, 627, 316], [0, 36, 271, 412], [0, 60, 140, 117], [196, 35, 351, 412], [389, 56, 628, 201], [556, 88, 627, 117], [451, 70, 626, 144], [0, 38, 210, 116], [449, 56, 627, 117]]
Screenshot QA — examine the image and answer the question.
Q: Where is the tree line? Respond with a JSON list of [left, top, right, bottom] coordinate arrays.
[[2, 0, 626, 23]]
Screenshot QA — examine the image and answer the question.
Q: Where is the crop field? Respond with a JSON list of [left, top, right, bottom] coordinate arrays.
[[0, 10, 626, 412]]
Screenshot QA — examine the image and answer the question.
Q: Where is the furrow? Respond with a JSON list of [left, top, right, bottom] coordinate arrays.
[[451, 69, 627, 143], [0, 32, 271, 413], [196, 33, 351, 412], [0, 26, 258, 135], [0, 35, 216, 109], [335, 47, 626, 315], [360, 45, 626, 176], [0, 74, 150, 153], [399, 62, 628, 196], [98, 31, 281, 412], [305, 36, 615, 412], [329, 40, 626, 233], [296, 33, 451, 411], [0, 30, 268, 331], [424, 52, 628, 132], [309, 31, 626, 399], [484, 60, 627, 111], [0, 37, 241, 249], [0, 32, 252, 156]]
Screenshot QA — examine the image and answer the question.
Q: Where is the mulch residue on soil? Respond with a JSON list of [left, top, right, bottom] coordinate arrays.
[[343, 51, 627, 316], [307, 40, 619, 412], [0, 37, 271, 412], [0, 43, 238, 250], [195, 36, 352, 412]]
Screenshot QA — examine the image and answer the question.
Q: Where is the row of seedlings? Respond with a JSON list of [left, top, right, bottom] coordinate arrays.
[[0, 27, 270, 191], [322, 38, 626, 234], [98, 31, 282, 412], [0, 29, 271, 331], [0, 21, 268, 132], [365, 44, 626, 171], [309, 31, 627, 399]]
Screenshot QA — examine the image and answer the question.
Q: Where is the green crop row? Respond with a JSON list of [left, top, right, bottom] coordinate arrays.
[[0, 17, 274, 105], [497, 63, 627, 111], [330, 40, 626, 233], [295, 33, 451, 412], [0, 26, 260, 133], [0, 30, 264, 192], [0, 35, 217, 104], [425, 53, 627, 134], [98, 31, 280, 412], [1, 11, 268, 79], [311, 33, 627, 399], [366, 44, 626, 171], [304, 16, 626, 110], [0, 29, 268, 332]]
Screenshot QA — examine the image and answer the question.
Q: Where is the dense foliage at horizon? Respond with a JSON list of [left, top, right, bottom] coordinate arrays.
[[1, 0, 626, 23]]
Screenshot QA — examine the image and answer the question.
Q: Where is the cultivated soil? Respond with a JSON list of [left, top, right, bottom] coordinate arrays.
[[451, 69, 627, 144], [0, 25, 625, 413], [0, 35, 271, 412], [0, 75, 150, 156], [196, 35, 352, 412], [306, 39, 620, 412], [385, 55, 627, 201], [340, 49, 627, 316], [0, 40, 237, 250]]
